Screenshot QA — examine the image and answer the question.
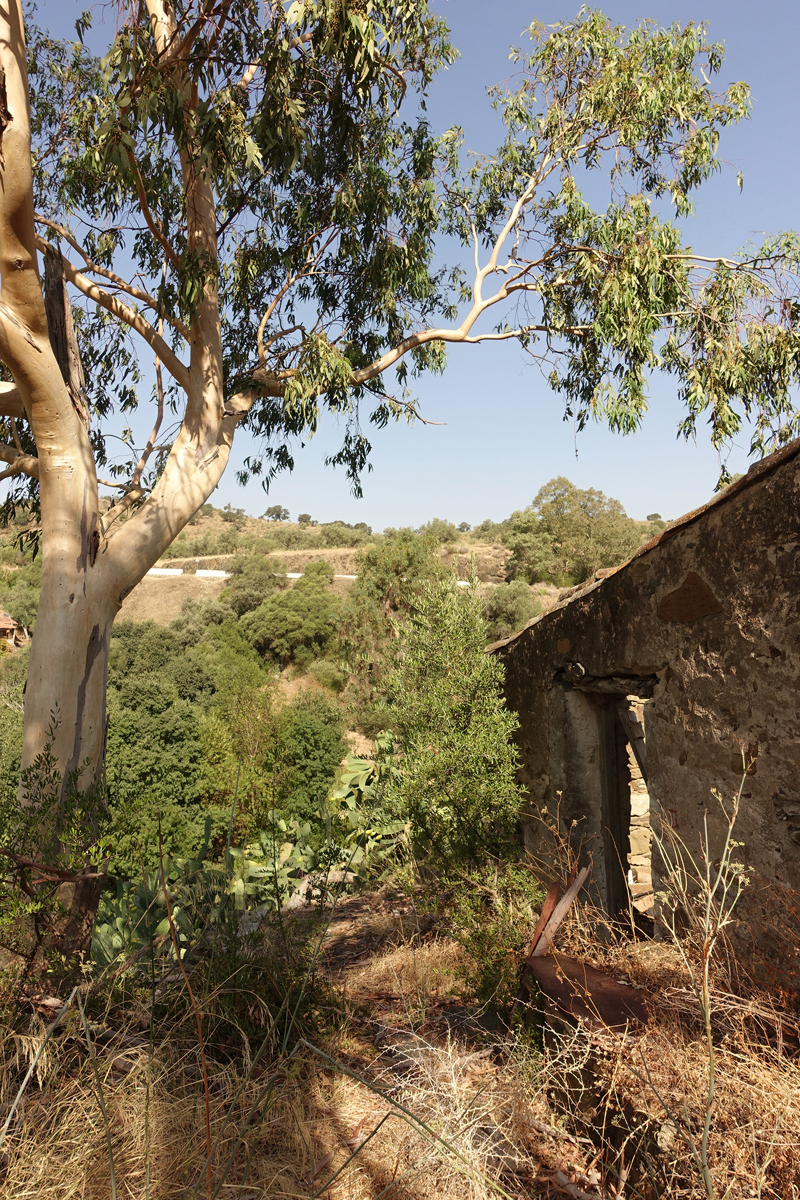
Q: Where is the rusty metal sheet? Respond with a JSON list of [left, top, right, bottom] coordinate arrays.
[[523, 952, 650, 1032]]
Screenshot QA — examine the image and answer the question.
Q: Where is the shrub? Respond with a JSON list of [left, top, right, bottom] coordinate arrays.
[[276, 689, 346, 823], [105, 690, 204, 810], [169, 655, 215, 701], [223, 554, 284, 616], [339, 531, 443, 707], [102, 793, 223, 881], [389, 574, 524, 867], [418, 517, 458, 543], [306, 659, 346, 693], [446, 860, 545, 1011], [482, 580, 542, 642], [353, 702, 394, 740], [241, 562, 339, 666]]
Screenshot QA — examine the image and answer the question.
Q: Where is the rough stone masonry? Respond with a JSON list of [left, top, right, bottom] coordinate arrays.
[[492, 438, 800, 975]]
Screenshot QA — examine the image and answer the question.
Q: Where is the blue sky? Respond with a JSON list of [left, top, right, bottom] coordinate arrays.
[[27, 0, 800, 527]]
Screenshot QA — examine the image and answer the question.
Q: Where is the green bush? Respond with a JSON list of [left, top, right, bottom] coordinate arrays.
[[417, 517, 458, 544], [446, 861, 545, 1012], [0, 549, 41, 630], [105, 689, 204, 810], [223, 553, 285, 616], [102, 793, 225, 881], [338, 531, 443, 707], [241, 561, 339, 666], [353, 702, 394, 740], [276, 689, 346, 823], [0, 651, 24, 809], [482, 581, 542, 642], [389, 574, 524, 867], [306, 659, 346, 693]]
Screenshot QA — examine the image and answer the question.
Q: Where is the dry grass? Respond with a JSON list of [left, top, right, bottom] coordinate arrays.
[[2, 883, 800, 1200], [520, 888, 800, 1198], [0, 980, 578, 1200], [344, 938, 470, 1005]]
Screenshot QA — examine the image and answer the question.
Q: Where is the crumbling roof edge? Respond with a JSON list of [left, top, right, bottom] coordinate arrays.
[[630, 434, 800, 560], [489, 434, 800, 655]]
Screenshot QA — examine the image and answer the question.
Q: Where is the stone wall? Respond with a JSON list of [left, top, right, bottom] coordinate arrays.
[[492, 440, 800, 964]]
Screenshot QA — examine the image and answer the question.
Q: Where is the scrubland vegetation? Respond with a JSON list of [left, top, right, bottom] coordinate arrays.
[[2, 0, 800, 1187], [1, 495, 799, 1199]]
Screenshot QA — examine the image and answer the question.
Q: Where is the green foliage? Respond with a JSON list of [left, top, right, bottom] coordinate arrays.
[[198, 668, 346, 836], [339, 530, 443, 707], [226, 819, 317, 912], [102, 792, 223, 882], [472, 518, 508, 544], [92, 822, 222, 968], [0, 650, 26, 808], [0, 719, 110, 955], [20, 1, 456, 502], [223, 554, 285, 617], [198, 664, 282, 833], [0, 550, 41, 631], [504, 476, 645, 585], [328, 735, 408, 876], [306, 658, 346, 693], [276, 690, 347, 823], [417, 517, 458, 544], [161, 524, 243, 559], [241, 561, 340, 667], [389, 574, 524, 866], [353, 703, 395, 740], [105, 689, 205, 810], [445, 861, 546, 1012], [482, 581, 541, 642], [438, 9, 800, 471]]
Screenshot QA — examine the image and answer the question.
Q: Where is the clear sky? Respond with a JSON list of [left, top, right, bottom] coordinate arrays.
[[24, 0, 800, 527]]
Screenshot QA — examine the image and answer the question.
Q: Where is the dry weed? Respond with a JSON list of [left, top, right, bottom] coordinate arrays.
[[345, 939, 470, 1005], [0, 1004, 581, 1200]]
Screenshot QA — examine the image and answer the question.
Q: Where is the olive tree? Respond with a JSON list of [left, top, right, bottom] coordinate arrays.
[[0, 2, 798, 815]]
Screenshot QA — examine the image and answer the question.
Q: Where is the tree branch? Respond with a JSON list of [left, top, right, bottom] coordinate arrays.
[[101, 485, 145, 532], [125, 150, 182, 272], [34, 214, 190, 339], [131, 271, 168, 489], [0, 443, 38, 479], [42, 240, 192, 391], [0, 381, 24, 418], [0, 0, 48, 340]]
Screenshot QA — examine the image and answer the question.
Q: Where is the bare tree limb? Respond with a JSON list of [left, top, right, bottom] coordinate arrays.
[[125, 150, 182, 272], [41, 239, 192, 391], [34, 214, 190, 339], [0, 443, 38, 479]]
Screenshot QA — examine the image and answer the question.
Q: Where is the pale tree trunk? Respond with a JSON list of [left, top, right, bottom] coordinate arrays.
[[0, 0, 245, 953]]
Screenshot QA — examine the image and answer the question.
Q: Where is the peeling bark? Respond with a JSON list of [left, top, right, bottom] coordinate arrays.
[[43, 244, 89, 429]]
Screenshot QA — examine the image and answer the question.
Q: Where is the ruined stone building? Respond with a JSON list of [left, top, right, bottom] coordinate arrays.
[[492, 438, 800, 962]]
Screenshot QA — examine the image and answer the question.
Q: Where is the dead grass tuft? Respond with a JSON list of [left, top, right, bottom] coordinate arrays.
[[345, 938, 470, 1005]]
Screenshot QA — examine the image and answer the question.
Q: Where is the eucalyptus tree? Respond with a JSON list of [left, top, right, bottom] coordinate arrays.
[[0, 2, 798, 812]]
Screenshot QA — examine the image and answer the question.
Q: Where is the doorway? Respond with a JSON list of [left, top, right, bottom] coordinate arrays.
[[616, 697, 653, 916]]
